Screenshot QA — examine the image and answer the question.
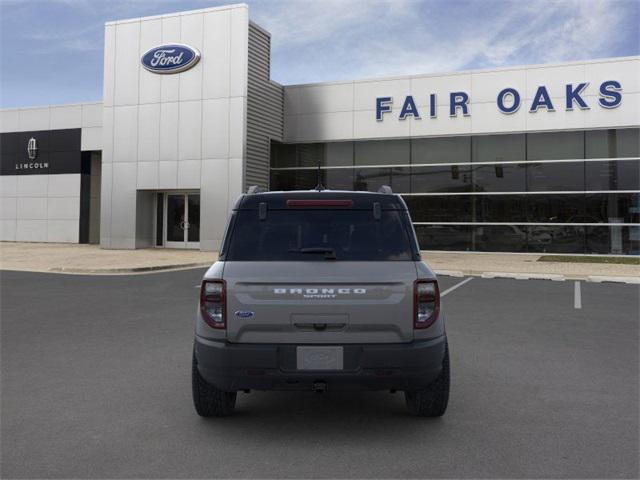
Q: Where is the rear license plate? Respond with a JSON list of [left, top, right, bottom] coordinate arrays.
[[296, 346, 344, 370]]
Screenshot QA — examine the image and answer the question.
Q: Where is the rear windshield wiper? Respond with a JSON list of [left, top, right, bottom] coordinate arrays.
[[289, 247, 337, 260]]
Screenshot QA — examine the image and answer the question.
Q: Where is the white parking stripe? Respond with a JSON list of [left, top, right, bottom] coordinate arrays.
[[574, 281, 582, 309], [441, 277, 473, 297]]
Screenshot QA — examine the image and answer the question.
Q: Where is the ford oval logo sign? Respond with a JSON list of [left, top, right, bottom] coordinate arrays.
[[141, 44, 200, 74]]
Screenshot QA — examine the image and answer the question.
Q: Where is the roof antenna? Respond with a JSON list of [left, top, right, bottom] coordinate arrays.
[[315, 161, 324, 191]]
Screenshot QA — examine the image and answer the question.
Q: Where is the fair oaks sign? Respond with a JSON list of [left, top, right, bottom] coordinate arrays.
[[376, 80, 623, 121], [141, 44, 201, 74]]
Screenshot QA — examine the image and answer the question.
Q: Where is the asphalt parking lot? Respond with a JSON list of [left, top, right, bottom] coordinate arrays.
[[1, 268, 638, 479]]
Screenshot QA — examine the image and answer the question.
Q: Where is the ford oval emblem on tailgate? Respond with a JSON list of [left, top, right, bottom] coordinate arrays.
[[141, 44, 200, 74], [235, 311, 254, 318]]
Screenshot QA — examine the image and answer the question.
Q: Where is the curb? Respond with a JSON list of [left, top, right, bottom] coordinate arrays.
[[587, 275, 640, 284], [434, 270, 640, 284], [48, 262, 211, 274]]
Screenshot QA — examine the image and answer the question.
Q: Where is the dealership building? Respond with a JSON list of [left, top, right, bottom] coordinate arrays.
[[1, 3, 638, 254]]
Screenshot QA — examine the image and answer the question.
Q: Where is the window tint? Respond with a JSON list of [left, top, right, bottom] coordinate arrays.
[[412, 137, 470, 164], [585, 128, 640, 158], [476, 194, 528, 222], [270, 142, 297, 168], [471, 164, 526, 192], [473, 134, 525, 162], [411, 165, 473, 193], [526, 194, 585, 223], [585, 160, 640, 191], [353, 167, 410, 192], [527, 131, 584, 160], [526, 226, 585, 253], [325, 168, 354, 190], [414, 225, 471, 251], [326, 142, 354, 166], [225, 209, 415, 261], [527, 162, 585, 191], [271, 142, 354, 168], [354, 139, 409, 166], [270, 170, 317, 191], [404, 195, 473, 222], [585, 192, 640, 223], [587, 226, 639, 255], [473, 225, 527, 252]]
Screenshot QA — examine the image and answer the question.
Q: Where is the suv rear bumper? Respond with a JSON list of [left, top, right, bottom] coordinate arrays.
[[194, 335, 447, 392]]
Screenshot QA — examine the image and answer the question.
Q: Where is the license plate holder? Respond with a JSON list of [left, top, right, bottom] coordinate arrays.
[[296, 346, 344, 370]]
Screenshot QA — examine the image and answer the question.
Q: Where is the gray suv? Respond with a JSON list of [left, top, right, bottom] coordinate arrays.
[[192, 188, 449, 417]]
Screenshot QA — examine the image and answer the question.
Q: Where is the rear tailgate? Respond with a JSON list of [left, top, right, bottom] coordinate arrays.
[[224, 261, 417, 344]]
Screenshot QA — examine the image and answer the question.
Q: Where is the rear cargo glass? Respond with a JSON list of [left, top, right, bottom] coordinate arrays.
[[225, 209, 415, 261]]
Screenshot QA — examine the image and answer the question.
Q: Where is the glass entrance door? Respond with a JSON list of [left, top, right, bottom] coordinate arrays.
[[164, 193, 200, 249]]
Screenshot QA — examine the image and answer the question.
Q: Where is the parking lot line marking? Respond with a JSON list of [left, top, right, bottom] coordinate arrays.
[[574, 281, 582, 309], [441, 277, 473, 297]]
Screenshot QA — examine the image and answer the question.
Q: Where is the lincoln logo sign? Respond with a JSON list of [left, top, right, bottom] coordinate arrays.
[[27, 137, 38, 160], [376, 80, 623, 120], [16, 137, 48, 171], [141, 44, 200, 74]]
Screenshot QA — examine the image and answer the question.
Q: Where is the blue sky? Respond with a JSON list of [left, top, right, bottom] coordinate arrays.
[[1, 0, 638, 108]]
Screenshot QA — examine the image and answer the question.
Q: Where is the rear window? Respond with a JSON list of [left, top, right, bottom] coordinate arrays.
[[224, 209, 416, 261]]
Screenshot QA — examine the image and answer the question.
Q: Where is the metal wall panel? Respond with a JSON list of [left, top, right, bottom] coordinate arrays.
[[245, 23, 283, 190]]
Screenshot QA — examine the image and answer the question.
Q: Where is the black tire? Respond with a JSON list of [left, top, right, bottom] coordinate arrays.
[[192, 351, 237, 417], [405, 342, 450, 417]]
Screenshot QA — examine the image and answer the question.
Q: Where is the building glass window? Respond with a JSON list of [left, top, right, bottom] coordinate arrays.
[[585, 128, 640, 158], [585, 160, 640, 191], [269, 129, 640, 255], [475, 194, 528, 223], [471, 164, 526, 192], [271, 170, 317, 191], [411, 165, 473, 193], [527, 131, 584, 160], [325, 142, 354, 166], [526, 194, 585, 223], [472, 225, 528, 252], [526, 161, 585, 191], [296, 143, 326, 167], [403, 195, 473, 222], [585, 192, 640, 224], [586, 226, 639, 255], [412, 137, 470, 164], [472, 133, 525, 162], [270, 142, 297, 168], [414, 225, 471, 251], [526, 226, 585, 254], [354, 139, 409, 166], [325, 168, 354, 190], [353, 167, 410, 192]]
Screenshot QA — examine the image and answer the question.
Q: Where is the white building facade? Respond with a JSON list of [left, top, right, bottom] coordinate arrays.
[[1, 4, 638, 254]]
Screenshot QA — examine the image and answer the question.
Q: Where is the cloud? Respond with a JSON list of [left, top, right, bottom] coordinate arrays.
[[0, 0, 637, 107], [253, 0, 637, 84]]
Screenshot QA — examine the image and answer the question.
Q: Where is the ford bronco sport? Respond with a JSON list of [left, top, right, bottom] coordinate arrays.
[[192, 187, 449, 417]]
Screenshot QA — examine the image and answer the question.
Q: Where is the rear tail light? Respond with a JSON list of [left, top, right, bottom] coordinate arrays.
[[200, 279, 226, 329], [286, 199, 353, 207], [414, 279, 440, 329]]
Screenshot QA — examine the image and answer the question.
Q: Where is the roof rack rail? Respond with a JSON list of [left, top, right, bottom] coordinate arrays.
[[247, 185, 267, 194], [377, 185, 393, 194]]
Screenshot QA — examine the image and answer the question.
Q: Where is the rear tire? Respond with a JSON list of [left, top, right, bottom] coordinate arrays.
[[192, 351, 237, 417], [405, 342, 450, 417]]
